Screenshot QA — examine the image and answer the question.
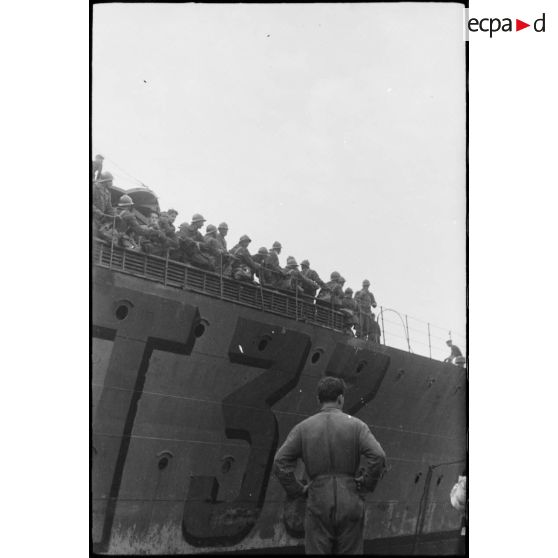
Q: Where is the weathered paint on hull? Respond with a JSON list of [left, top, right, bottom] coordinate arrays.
[[92, 266, 466, 554]]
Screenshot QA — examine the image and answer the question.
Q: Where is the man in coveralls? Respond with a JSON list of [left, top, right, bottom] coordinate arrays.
[[273, 376, 386, 554]]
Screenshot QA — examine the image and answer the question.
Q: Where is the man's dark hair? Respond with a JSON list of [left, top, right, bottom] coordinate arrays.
[[317, 376, 346, 403]]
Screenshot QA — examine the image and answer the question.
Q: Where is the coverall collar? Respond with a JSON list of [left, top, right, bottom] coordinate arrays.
[[320, 406, 343, 413]]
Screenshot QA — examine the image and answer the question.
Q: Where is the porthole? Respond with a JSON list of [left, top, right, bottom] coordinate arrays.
[[258, 335, 272, 352], [113, 299, 133, 321], [221, 455, 235, 474], [156, 450, 174, 471], [194, 319, 209, 338], [311, 352, 321, 364], [115, 305, 129, 320]]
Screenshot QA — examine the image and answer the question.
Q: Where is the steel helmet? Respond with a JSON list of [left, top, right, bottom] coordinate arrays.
[[345, 287, 353, 294], [362, 279, 370, 286], [179, 222, 190, 229], [300, 259, 310, 267], [167, 208, 178, 216], [117, 194, 133, 207], [286, 256, 298, 267], [330, 271, 340, 280], [239, 234, 251, 243], [192, 213, 206, 223], [272, 241, 282, 250], [218, 222, 228, 230], [339, 276, 346, 284], [95, 154, 104, 160], [206, 224, 217, 234], [258, 247, 269, 255]]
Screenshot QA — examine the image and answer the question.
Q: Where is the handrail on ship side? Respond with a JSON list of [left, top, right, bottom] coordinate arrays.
[[93, 239, 346, 332], [92, 239, 465, 361]]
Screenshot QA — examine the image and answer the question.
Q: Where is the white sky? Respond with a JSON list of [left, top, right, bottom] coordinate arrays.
[[93, 2, 466, 359]]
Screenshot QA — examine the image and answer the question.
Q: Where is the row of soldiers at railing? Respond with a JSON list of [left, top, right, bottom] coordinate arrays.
[[92, 169, 381, 340]]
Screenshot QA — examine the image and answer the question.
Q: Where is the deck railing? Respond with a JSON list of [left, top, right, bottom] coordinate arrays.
[[93, 240, 465, 361], [93, 240, 345, 332]]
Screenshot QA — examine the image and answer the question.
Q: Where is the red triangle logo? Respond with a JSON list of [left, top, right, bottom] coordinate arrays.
[[516, 19, 530, 31]]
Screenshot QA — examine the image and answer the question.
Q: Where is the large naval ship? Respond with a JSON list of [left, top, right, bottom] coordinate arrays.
[[92, 184, 467, 555]]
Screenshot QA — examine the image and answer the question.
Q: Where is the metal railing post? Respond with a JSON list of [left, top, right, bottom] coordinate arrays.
[[405, 314, 411, 353], [109, 236, 115, 269], [380, 306, 386, 345], [219, 254, 224, 300], [259, 278, 265, 312], [164, 250, 169, 286], [428, 322, 432, 359], [108, 213, 117, 269]]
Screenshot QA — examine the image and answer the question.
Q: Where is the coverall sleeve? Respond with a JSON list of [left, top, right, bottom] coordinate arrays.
[[273, 424, 306, 498], [358, 422, 386, 493]]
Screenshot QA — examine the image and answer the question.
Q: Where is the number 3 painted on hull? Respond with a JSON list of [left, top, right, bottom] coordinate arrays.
[[182, 318, 312, 547]]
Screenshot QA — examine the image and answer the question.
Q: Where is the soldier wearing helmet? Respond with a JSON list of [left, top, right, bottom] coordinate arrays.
[[283, 257, 320, 296], [263, 241, 286, 288], [216, 222, 229, 251], [92, 154, 104, 181], [177, 213, 207, 248], [285, 256, 298, 269], [300, 259, 324, 297], [253, 246, 269, 265], [175, 215, 215, 271], [157, 210, 180, 257], [317, 271, 344, 309], [203, 224, 228, 273], [92, 170, 116, 237], [444, 339, 463, 365], [277, 256, 303, 292], [252, 247, 269, 284], [355, 280, 378, 340], [182, 213, 206, 242], [139, 211, 169, 256], [229, 235, 260, 282], [114, 194, 152, 250]]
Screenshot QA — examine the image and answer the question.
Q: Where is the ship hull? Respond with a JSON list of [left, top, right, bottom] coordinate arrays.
[[92, 262, 466, 554]]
